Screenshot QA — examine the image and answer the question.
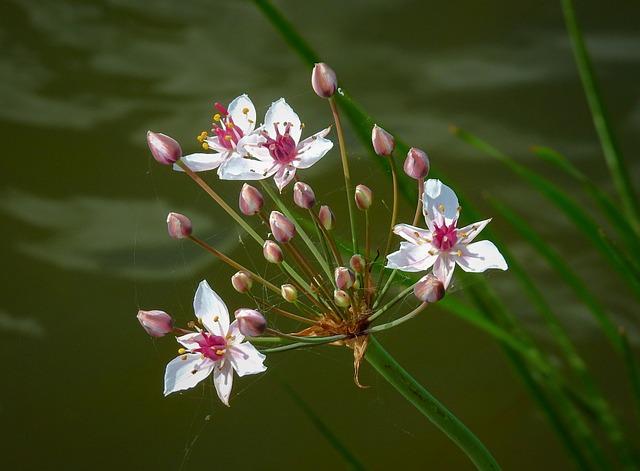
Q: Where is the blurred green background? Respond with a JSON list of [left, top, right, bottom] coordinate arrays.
[[1, 0, 639, 469]]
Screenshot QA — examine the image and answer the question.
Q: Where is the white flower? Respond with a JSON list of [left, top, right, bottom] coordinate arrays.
[[386, 179, 507, 288], [219, 98, 333, 191], [174, 94, 257, 175], [163, 280, 267, 405]]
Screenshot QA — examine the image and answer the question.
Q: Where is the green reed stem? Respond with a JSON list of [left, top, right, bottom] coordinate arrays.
[[365, 336, 501, 471], [412, 178, 424, 226], [329, 96, 358, 254], [368, 282, 413, 322]]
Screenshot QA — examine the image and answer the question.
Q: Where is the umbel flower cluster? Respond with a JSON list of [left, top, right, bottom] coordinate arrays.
[[138, 63, 507, 406]]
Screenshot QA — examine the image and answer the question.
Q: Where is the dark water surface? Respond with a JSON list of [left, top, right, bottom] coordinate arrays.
[[2, 1, 639, 469]]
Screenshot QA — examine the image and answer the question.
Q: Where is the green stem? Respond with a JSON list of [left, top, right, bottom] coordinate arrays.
[[365, 336, 501, 471], [369, 281, 414, 322]]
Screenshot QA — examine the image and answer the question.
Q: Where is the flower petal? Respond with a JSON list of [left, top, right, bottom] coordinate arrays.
[[456, 240, 508, 273], [386, 242, 437, 272], [227, 94, 256, 135], [213, 361, 234, 406], [457, 219, 491, 244], [294, 132, 333, 169], [423, 179, 460, 229], [264, 98, 301, 143], [229, 342, 267, 377], [273, 165, 296, 192], [163, 354, 214, 396], [177, 332, 203, 350], [218, 156, 276, 181], [227, 319, 245, 345], [433, 254, 456, 288], [173, 152, 228, 173], [193, 280, 229, 336], [393, 223, 432, 243]]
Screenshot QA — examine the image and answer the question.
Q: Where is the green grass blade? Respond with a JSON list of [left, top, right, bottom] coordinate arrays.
[[453, 127, 640, 300], [561, 0, 640, 228], [282, 383, 367, 470]]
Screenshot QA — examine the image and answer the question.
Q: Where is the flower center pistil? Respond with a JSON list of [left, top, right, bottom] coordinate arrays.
[[196, 102, 246, 151], [193, 332, 227, 361], [261, 123, 297, 163], [432, 222, 458, 251]]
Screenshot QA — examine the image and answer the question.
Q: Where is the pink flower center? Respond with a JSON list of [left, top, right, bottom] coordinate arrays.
[[261, 123, 297, 163], [194, 332, 227, 361], [432, 222, 458, 251], [212, 102, 244, 150]]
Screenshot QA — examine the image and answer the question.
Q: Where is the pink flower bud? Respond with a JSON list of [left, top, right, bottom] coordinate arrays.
[[371, 124, 395, 156], [231, 271, 253, 293], [281, 284, 298, 303], [334, 290, 350, 308], [414, 274, 445, 303], [166, 212, 192, 239], [234, 309, 267, 337], [404, 147, 430, 180], [318, 205, 335, 231], [311, 62, 338, 98], [269, 211, 296, 243], [350, 254, 366, 274], [239, 183, 264, 216], [293, 181, 316, 209], [137, 309, 174, 337], [147, 131, 182, 165], [335, 267, 355, 290], [263, 240, 284, 264], [354, 184, 373, 210]]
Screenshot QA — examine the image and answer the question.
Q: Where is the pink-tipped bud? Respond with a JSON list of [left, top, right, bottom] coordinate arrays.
[[137, 309, 174, 337], [269, 211, 296, 243], [238, 183, 264, 216], [147, 131, 182, 165], [311, 62, 338, 98], [293, 181, 316, 209], [404, 147, 430, 180], [354, 184, 373, 210], [334, 289, 350, 308], [335, 267, 355, 290], [231, 271, 253, 293], [263, 240, 284, 264], [414, 274, 445, 303], [350, 254, 366, 274], [234, 309, 267, 337], [166, 212, 192, 239], [371, 124, 395, 156], [318, 205, 335, 230], [281, 284, 298, 303]]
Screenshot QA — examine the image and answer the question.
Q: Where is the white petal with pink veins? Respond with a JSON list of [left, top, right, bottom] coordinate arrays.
[[176, 332, 204, 350], [213, 361, 234, 406], [294, 133, 333, 169], [227, 320, 245, 345], [174, 152, 228, 173], [456, 240, 508, 273], [219, 157, 276, 181], [386, 242, 437, 272], [227, 94, 257, 135], [264, 98, 301, 143], [273, 165, 297, 191], [229, 342, 267, 377], [423, 179, 460, 230], [456, 218, 491, 244], [163, 354, 214, 396], [393, 224, 432, 243], [193, 280, 229, 336], [433, 254, 456, 288]]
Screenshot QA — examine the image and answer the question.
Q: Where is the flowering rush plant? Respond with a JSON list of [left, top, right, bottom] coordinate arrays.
[[139, 63, 507, 469]]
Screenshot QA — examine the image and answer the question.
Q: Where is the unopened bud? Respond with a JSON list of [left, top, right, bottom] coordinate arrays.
[[263, 240, 284, 264], [334, 289, 350, 308], [335, 267, 355, 290], [354, 184, 373, 210], [350, 254, 366, 274], [318, 205, 335, 230], [234, 309, 267, 337], [404, 147, 430, 180], [311, 62, 338, 98], [147, 131, 182, 165], [414, 274, 445, 303], [239, 183, 264, 216], [137, 309, 174, 337], [281, 284, 298, 303], [293, 181, 316, 209], [371, 124, 395, 156], [269, 211, 296, 243], [231, 271, 253, 293], [166, 212, 192, 239]]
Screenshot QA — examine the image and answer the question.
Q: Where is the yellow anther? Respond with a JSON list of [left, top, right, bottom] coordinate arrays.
[[227, 122, 234, 128], [242, 107, 249, 114], [181, 354, 188, 361], [215, 349, 225, 356], [224, 135, 232, 141], [438, 203, 445, 214], [213, 113, 221, 122], [300, 122, 305, 129], [213, 315, 219, 322], [202, 142, 209, 150], [196, 135, 204, 143], [456, 249, 462, 256], [178, 348, 186, 355]]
